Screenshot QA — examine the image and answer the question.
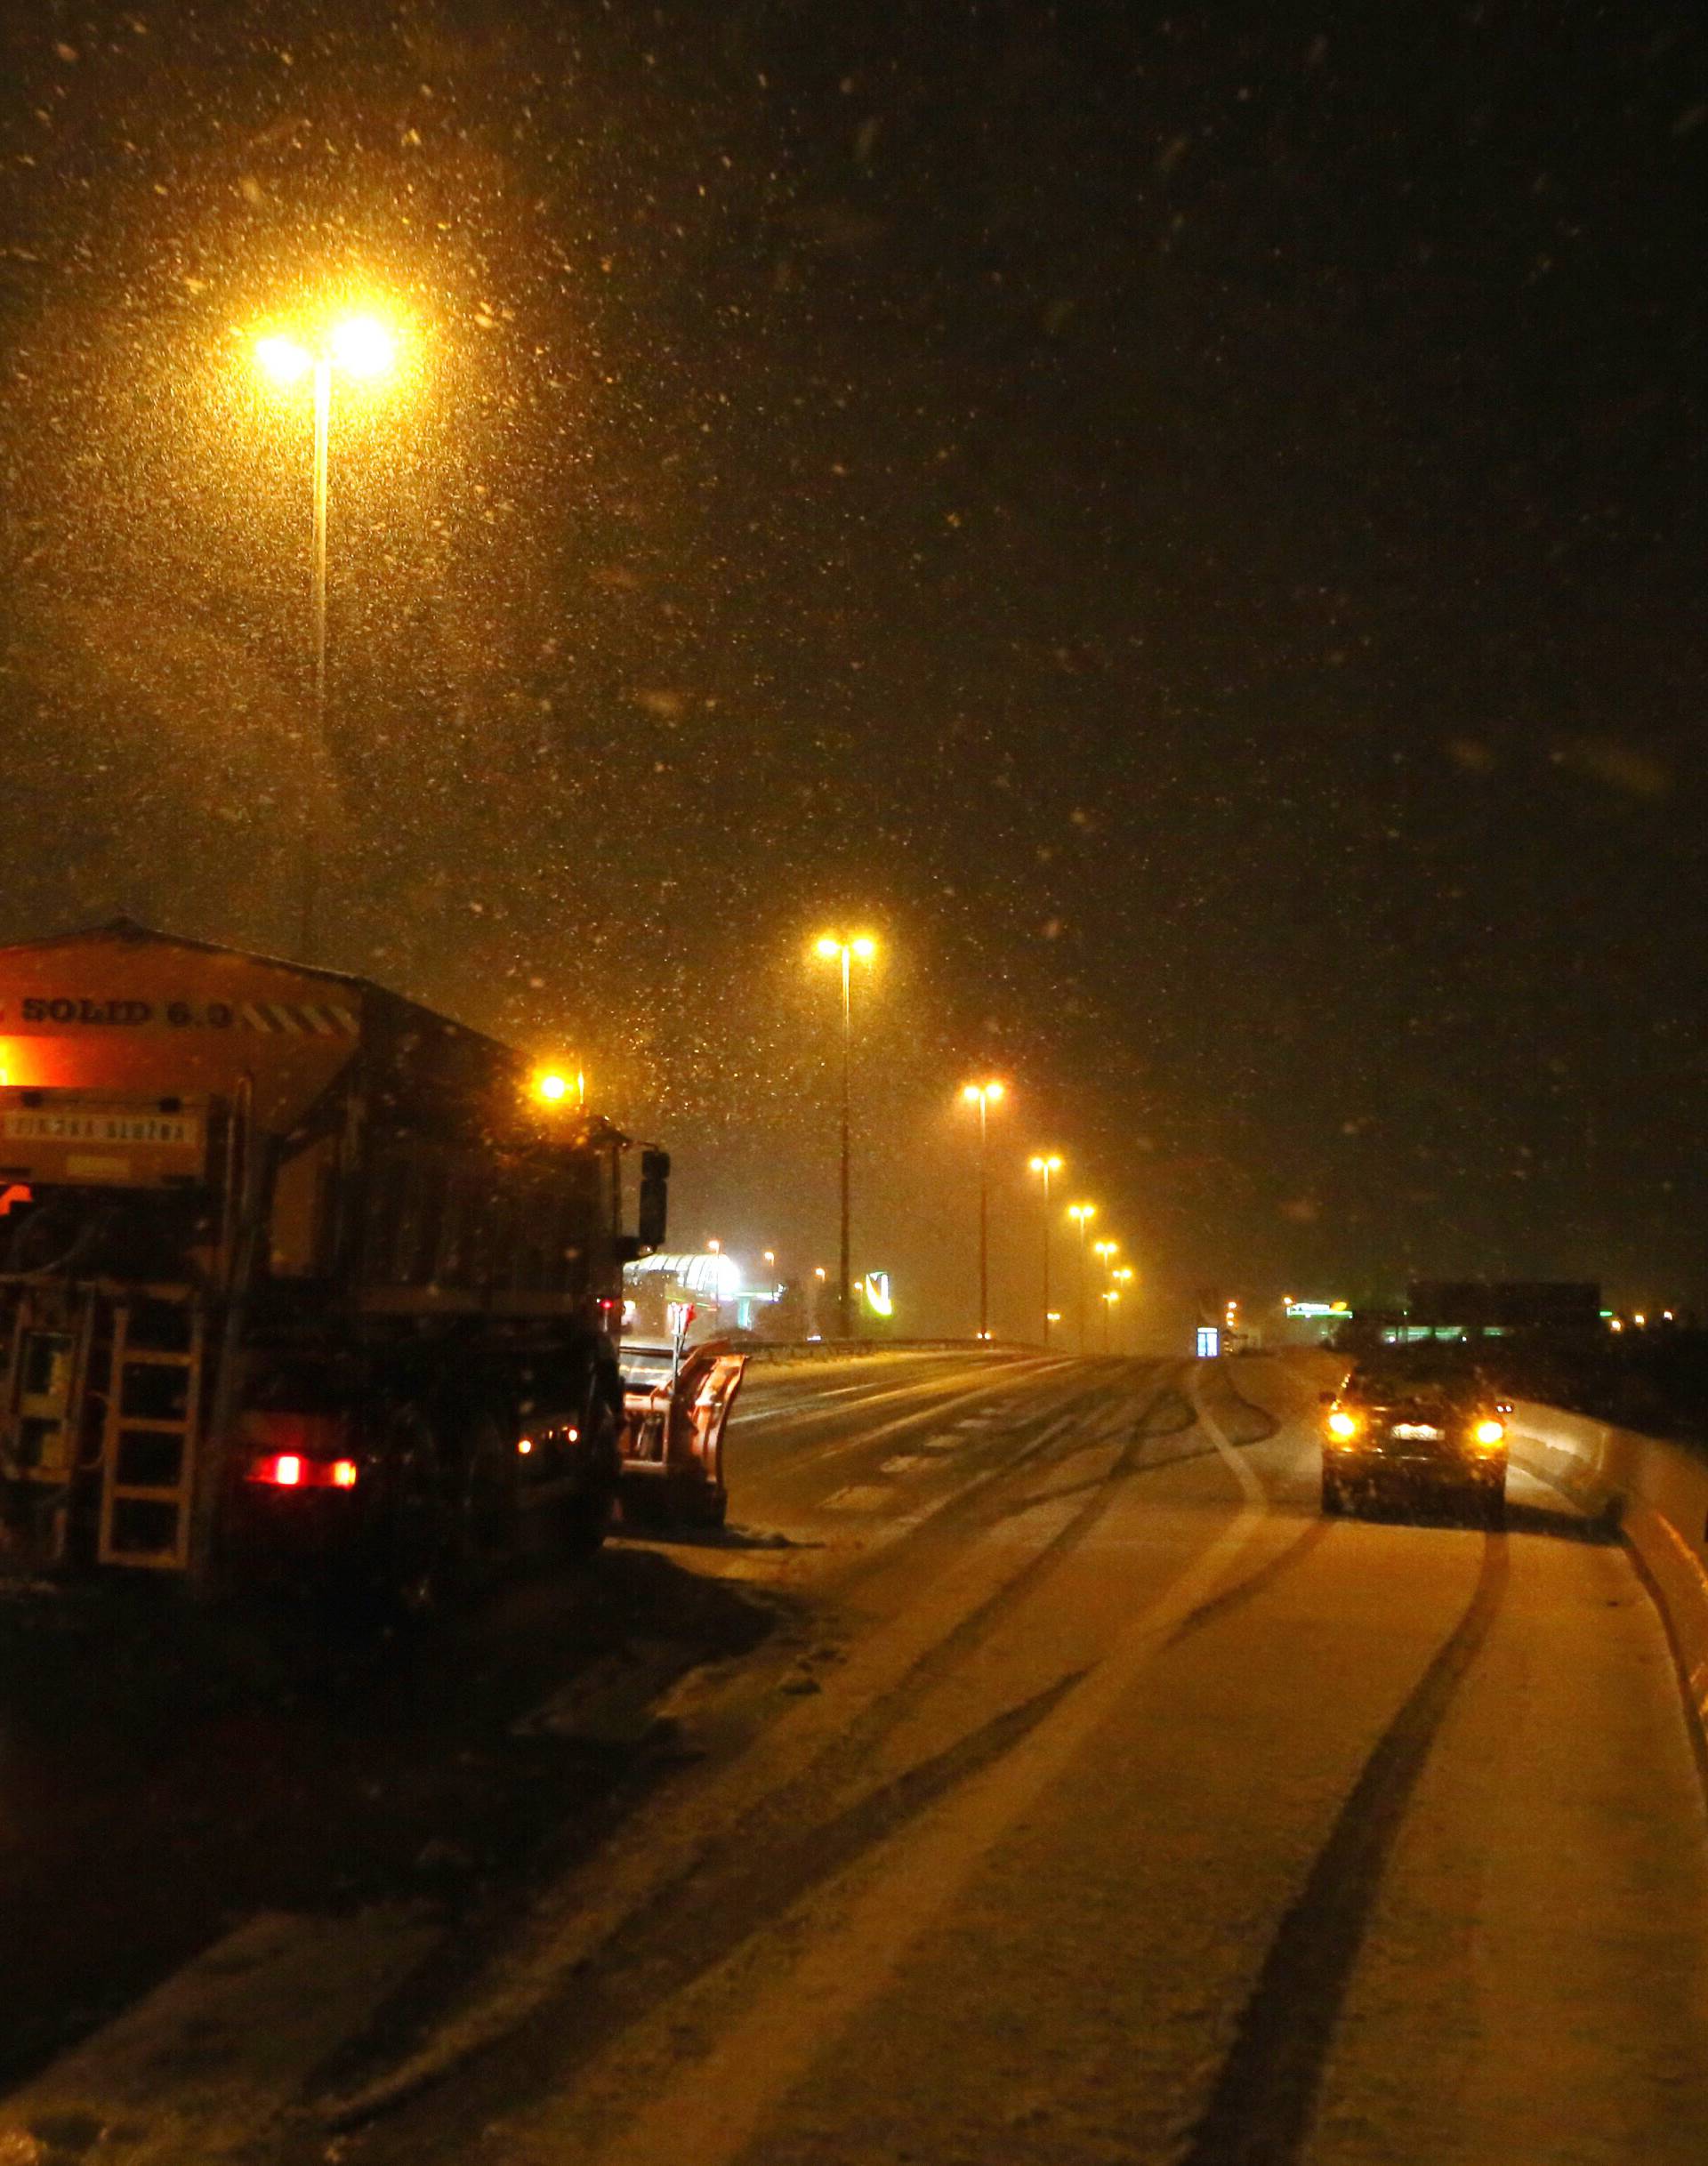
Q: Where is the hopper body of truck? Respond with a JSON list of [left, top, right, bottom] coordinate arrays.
[[0, 920, 694, 1600]]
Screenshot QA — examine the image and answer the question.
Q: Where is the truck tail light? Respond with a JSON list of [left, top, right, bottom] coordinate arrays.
[[247, 1452, 361, 1491], [243, 1412, 359, 1490]]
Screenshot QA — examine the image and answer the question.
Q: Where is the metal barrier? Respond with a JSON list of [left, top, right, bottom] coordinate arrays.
[[1511, 1400, 1708, 1759], [738, 1339, 1036, 1366]]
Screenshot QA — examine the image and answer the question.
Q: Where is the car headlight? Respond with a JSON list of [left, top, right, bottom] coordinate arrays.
[[1325, 1408, 1360, 1443], [1472, 1417, 1505, 1448]]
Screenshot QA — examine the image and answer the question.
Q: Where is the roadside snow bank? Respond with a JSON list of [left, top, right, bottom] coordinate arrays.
[[1512, 1401, 1708, 1760]]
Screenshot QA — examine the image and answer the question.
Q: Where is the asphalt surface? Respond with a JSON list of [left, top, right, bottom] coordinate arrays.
[[4, 1349, 1708, 2165]]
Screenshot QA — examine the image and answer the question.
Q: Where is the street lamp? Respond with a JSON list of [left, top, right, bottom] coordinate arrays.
[[813, 933, 877, 1339], [1101, 1288, 1120, 1355], [1067, 1203, 1096, 1356], [1093, 1240, 1118, 1348], [1028, 1154, 1063, 1349], [532, 1067, 587, 1111], [1113, 1267, 1134, 1349], [254, 311, 399, 962], [961, 1083, 1005, 1342]]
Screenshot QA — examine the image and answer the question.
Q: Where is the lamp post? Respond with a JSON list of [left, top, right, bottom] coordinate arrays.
[[1101, 1289, 1119, 1354], [1028, 1154, 1063, 1348], [1093, 1238, 1119, 1346], [1068, 1203, 1096, 1356], [1112, 1266, 1134, 1355], [961, 1083, 1005, 1341], [814, 934, 877, 1339], [254, 313, 399, 963]]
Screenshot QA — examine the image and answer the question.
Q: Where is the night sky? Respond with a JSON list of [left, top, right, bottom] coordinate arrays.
[[2, 3, 1704, 1337]]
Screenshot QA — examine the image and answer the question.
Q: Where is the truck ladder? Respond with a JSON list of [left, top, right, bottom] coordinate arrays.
[[95, 1292, 205, 1571], [0, 1287, 100, 1566]]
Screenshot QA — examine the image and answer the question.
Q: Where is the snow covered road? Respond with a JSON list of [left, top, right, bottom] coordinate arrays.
[[286, 1352, 1708, 2166], [6, 1351, 1696, 2166]]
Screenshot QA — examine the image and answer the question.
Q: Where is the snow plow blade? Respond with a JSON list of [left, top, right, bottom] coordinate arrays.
[[618, 1341, 745, 1530]]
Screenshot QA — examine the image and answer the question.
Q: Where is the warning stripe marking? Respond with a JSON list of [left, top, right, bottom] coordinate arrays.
[[235, 1002, 359, 1036]]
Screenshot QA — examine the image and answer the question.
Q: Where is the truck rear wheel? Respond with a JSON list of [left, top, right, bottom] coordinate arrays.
[[560, 1397, 619, 1558], [382, 1404, 453, 1618], [450, 1406, 521, 1590]]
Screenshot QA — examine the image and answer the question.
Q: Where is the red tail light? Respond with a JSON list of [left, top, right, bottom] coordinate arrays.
[[247, 1451, 360, 1491], [243, 1411, 359, 1490]]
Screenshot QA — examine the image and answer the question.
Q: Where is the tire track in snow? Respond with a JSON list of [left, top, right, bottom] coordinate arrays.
[[1178, 1528, 1511, 2166], [559, 1377, 1273, 2166], [313, 1365, 1170, 2138], [1161, 1515, 1333, 1650]]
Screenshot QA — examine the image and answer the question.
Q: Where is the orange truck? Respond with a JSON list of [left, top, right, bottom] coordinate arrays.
[[0, 918, 732, 1602]]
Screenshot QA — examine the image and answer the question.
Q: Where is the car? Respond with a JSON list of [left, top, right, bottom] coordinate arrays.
[[1319, 1347, 1511, 1527]]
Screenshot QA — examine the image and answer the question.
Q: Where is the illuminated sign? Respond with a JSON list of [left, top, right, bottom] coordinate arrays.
[[1285, 1300, 1350, 1319], [863, 1271, 894, 1318]]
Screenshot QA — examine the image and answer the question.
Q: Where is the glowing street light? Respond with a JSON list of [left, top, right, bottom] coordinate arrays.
[[813, 933, 878, 1339], [1067, 1202, 1096, 1356], [1101, 1288, 1120, 1354], [1028, 1153, 1063, 1348], [532, 1067, 586, 1112], [252, 309, 400, 961], [960, 1083, 1006, 1343], [330, 314, 398, 378]]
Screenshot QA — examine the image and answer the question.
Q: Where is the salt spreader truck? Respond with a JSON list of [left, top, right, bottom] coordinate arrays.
[[0, 920, 730, 1602]]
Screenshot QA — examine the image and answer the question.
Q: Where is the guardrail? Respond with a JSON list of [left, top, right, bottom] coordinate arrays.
[[738, 1339, 1037, 1366], [1511, 1400, 1708, 1761]]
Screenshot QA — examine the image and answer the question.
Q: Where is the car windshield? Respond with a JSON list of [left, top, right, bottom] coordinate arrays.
[[1349, 1349, 1487, 1396]]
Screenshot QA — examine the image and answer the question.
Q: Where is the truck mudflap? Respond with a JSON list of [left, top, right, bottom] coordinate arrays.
[[618, 1340, 745, 1529]]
